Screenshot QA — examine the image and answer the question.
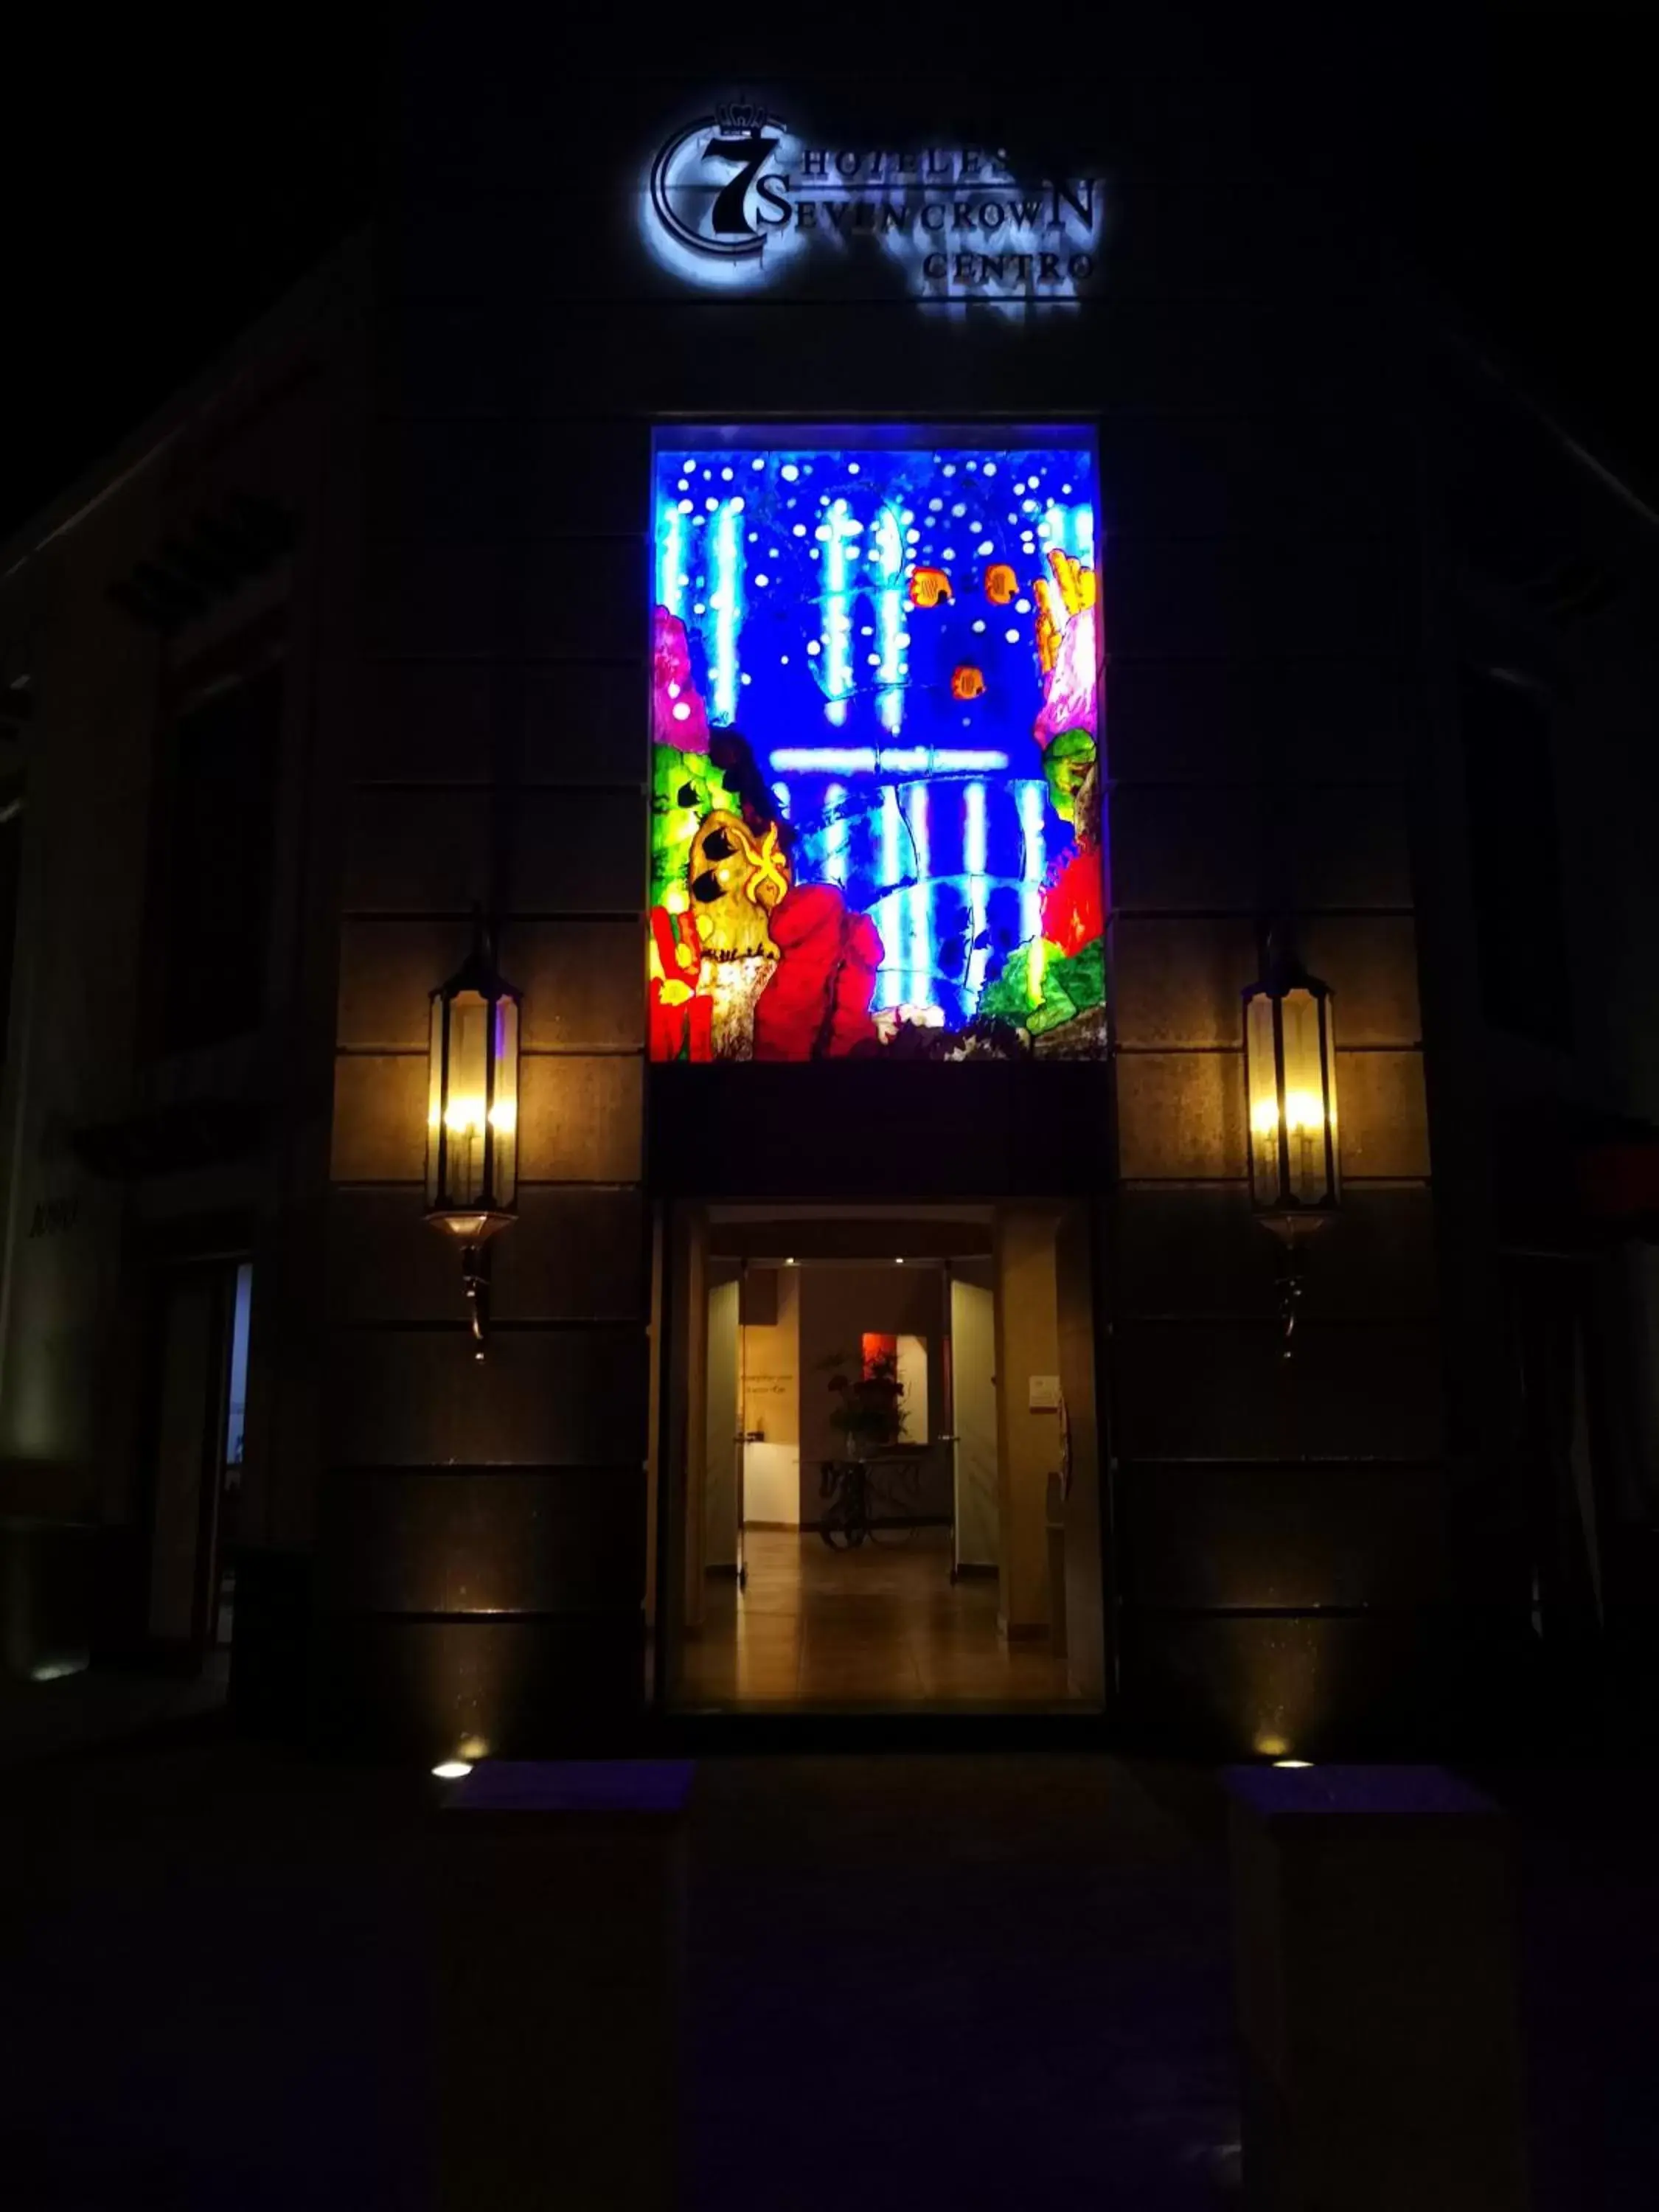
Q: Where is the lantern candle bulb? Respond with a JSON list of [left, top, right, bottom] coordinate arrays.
[[425, 914, 522, 1350], [1242, 938, 1340, 1357]]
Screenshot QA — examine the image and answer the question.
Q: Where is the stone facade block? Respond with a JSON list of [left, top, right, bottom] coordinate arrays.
[[338, 917, 470, 1049], [331, 1054, 427, 1183], [1107, 786, 1265, 913], [343, 789, 644, 919], [1336, 1049, 1430, 1178], [1110, 917, 1259, 1047], [520, 664, 646, 787], [1273, 659, 1417, 782], [1118, 1462, 1449, 1609], [512, 920, 643, 1050], [356, 660, 647, 787], [1118, 1610, 1439, 1753], [1112, 1319, 1444, 1461], [1104, 661, 1265, 784], [1302, 916, 1422, 1046], [1290, 783, 1413, 909], [367, 417, 651, 543], [1116, 1051, 1246, 1180], [1105, 658, 1415, 787], [344, 787, 490, 914], [325, 1324, 648, 1467], [327, 1186, 647, 1323], [366, 539, 646, 659], [1108, 539, 1410, 660], [1113, 1183, 1439, 1321], [317, 1465, 645, 1613], [1099, 414, 1406, 540], [338, 911, 641, 1057], [518, 1054, 643, 1182], [509, 788, 644, 916], [310, 1613, 645, 1755]]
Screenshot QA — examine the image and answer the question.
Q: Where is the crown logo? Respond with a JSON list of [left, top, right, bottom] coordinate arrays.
[[715, 97, 771, 136]]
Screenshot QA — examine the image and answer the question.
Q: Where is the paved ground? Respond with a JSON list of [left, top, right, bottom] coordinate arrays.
[[2, 1675, 1236, 2209], [1481, 1759, 1659, 2212], [2, 1669, 1656, 2208], [0, 1654, 229, 1772]]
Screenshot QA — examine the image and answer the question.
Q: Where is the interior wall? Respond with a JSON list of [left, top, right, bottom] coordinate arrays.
[[950, 1259, 1001, 1569], [704, 1268, 739, 1570], [993, 1206, 1062, 1635], [741, 1263, 800, 1526], [893, 1336, 929, 1439], [796, 1264, 950, 1524]]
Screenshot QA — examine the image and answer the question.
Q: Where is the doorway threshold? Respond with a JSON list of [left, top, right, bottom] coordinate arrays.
[[649, 1707, 1109, 1756]]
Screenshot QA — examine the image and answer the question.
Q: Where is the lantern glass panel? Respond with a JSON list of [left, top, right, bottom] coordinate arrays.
[[425, 992, 446, 1210], [1281, 987, 1332, 1206], [488, 995, 519, 1209], [1245, 987, 1283, 1207], [439, 988, 493, 1208]]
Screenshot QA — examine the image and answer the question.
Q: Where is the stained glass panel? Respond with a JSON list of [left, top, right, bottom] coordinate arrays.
[[649, 430, 1105, 1062]]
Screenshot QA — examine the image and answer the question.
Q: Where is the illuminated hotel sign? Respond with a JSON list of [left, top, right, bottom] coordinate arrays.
[[644, 100, 1105, 302]]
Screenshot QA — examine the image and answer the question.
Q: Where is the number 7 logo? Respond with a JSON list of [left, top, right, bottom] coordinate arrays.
[[703, 133, 782, 239], [649, 106, 790, 263]]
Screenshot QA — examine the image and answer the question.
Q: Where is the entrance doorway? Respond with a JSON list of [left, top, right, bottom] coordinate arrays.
[[145, 1256, 252, 1663], [656, 1203, 1107, 1713]]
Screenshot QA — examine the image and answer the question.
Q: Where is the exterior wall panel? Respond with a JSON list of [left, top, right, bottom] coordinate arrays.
[[1113, 1185, 1439, 1321], [354, 661, 648, 786], [327, 1187, 646, 1325], [325, 1329, 647, 1470], [318, 1467, 645, 1615], [1333, 1051, 1431, 1179], [1118, 1463, 1450, 1609], [1116, 1054, 1248, 1180]]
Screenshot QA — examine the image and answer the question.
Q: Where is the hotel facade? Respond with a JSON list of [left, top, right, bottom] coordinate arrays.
[[4, 49, 1657, 1758]]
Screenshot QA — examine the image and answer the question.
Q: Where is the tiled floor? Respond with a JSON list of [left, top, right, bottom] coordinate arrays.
[[677, 1526, 1077, 1709]]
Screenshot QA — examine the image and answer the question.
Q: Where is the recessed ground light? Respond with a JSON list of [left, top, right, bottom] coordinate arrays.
[[432, 1759, 473, 1780], [1272, 1759, 1312, 1770]]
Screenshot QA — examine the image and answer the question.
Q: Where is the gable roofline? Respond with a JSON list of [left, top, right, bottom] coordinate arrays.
[[1, 226, 370, 585]]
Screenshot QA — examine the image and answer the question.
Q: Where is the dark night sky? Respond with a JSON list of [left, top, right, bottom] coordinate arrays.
[[4, 6, 1654, 538]]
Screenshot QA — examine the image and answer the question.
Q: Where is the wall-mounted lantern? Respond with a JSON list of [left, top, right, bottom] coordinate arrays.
[[1242, 937, 1340, 1356], [425, 917, 521, 1355]]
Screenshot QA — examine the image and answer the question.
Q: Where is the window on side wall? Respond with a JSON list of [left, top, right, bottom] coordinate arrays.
[[153, 661, 284, 1054], [0, 786, 21, 1069], [1458, 665, 1571, 1048]]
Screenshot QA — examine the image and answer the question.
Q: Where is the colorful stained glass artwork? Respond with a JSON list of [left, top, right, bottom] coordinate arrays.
[[649, 434, 1106, 1062]]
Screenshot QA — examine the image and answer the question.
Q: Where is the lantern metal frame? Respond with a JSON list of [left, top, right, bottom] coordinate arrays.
[[1242, 936, 1340, 1357], [425, 915, 521, 1354]]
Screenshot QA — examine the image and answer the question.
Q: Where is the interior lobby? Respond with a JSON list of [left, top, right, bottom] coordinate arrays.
[[668, 1205, 1101, 1713]]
